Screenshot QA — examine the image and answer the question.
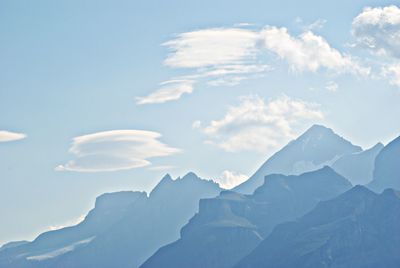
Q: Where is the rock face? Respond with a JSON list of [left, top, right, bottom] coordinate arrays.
[[141, 167, 352, 268], [0, 173, 221, 268], [235, 186, 400, 268], [368, 136, 400, 192], [332, 142, 383, 185], [234, 124, 361, 194]]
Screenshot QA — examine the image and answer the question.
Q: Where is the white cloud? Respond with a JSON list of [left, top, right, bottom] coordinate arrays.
[[352, 5, 400, 57], [199, 95, 323, 153], [382, 64, 400, 86], [136, 80, 194, 105], [56, 130, 180, 172], [295, 17, 327, 31], [326, 81, 338, 92], [215, 170, 249, 189], [140, 24, 370, 104], [0, 131, 27, 142], [192, 120, 201, 129], [163, 28, 261, 68], [261, 26, 369, 75]]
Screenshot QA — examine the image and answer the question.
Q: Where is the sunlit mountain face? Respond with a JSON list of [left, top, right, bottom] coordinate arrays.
[[1, 1, 400, 268]]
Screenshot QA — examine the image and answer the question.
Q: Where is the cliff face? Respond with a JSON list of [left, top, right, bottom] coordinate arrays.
[[235, 186, 400, 268], [141, 167, 352, 268], [369, 136, 400, 192]]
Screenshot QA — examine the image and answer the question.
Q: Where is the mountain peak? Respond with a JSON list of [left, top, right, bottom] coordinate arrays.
[[160, 173, 173, 183], [181, 172, 199, 181], [304, 124, 333, 134], [234, 125, 361, 194], [382, 188, 400, 199]]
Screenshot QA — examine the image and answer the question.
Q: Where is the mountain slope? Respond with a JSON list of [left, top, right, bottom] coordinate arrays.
[[234, 124, 361, 194], [368, 136, 400, 192], [0, 191, 147, 267], [332, 142, 383, 185], [141, 167, 352, 268], [0, 173, 221, 268], [235, 186, 400, 268]]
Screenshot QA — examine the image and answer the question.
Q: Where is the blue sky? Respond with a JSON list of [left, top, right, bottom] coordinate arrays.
[[1, 0, 400, 245]]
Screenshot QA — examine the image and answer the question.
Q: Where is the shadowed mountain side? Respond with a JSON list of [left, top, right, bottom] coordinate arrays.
[[368, 136, 400, 192], [0, 173, 221, 268], [0, 191, 147, 267], [332, 142, 383, 185], [141, 167, 352, 268], [235, 186, 400, 268], [234, 124, 361, 194]]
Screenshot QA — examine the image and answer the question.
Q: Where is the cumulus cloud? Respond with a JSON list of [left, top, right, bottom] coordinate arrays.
[[136, 80, 194, 104], [198, 95, 323, 153], [56, 130, 180, 172], [215, 170, 249, 189], [352, 5, 400, 58], [261, 26, 369, 75], [0, 130, 27, 142]]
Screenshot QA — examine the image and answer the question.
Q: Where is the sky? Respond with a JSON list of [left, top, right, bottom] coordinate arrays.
[[1, 0, 400, 245]]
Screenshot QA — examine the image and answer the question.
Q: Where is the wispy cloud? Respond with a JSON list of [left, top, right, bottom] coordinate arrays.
[[163, 28, 260, 68], [137, 27, 270, 104], [215, 170, 249, 189], [196, 95, 323, 153], [0, 130, 27, 142], [56, 130, 180, 172], [326, 81, 338, 92], [139, 22, 372, 104], [136, 80, 194, 104]]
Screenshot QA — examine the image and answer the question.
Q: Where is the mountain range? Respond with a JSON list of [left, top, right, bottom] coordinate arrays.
[[141, 166, 352, 268], [235, 186, 400, 268], [1, 124, 399, 268], [0, 173, 221, 268]]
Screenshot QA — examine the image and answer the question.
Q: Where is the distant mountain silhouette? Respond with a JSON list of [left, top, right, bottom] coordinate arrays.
[[235, 186, 400, 268], [0, 173, 221, 268], [234, 124, 361, 194], [332, 142, 383, 185], [141, 167, 352, 268], [368, 136, 400, 192], [0, 241, 29, 252]]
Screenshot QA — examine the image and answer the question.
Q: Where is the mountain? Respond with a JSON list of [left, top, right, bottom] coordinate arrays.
[[368, 136, 400, 192], [0, 173, 221, 268], [234, 124, 361, 194], [332, 142, 383, 185], [0, 241, 29, 252], [235, 186, 400, 268], [0, 191, 147, 267], [141, 167, 352, 268]]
